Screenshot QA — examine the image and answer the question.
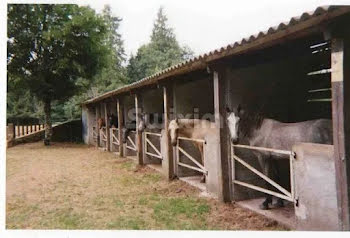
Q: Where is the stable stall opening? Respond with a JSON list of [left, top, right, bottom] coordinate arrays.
[[107, 101, 119, 154], [88, 105, 98, 146], [173, 71, 215, 188], [98, 103, 108, 150], [141, 88, 164, 171], [123, 95, 137, 158], [225, 34, 332, 228]]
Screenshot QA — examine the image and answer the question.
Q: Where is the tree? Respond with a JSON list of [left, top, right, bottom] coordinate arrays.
[[127, 7, 193, 83], [7, 4, 110, 145], [91, 5, 127, 94]]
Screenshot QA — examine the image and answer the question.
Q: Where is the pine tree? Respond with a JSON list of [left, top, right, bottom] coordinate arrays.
[[127, 7, 193, 83]]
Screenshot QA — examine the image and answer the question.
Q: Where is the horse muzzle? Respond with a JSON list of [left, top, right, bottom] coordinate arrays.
[[231, 138, 238, 144], [171, 140, 177, 147]]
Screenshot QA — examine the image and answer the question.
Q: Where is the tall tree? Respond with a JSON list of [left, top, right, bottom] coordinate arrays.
[[127, 7, 193, 83], [7, 4, 110, 145]]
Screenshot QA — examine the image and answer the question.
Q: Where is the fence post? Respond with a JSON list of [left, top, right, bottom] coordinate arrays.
[[213, 70, 231, 203], [104, 102, 110, 151], [163, 84, 175, 180], [331, 37, 350, 230], [135, 94, 143, 165], [117, 98, 124, 157], [95, 105, 100, 148]]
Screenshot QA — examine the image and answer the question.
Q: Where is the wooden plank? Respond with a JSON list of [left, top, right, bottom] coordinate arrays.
[[145, 132, 161, 137], [127, 136, 136, 150], [117, 99, 124, 157], [307, 98, 332, 102], [95, 105, 100, 147], [135, 94, 143, 165], [146, 138, 161, 157], [232, 154, 292, 198], [178, 146, 206, 172], [163, 85, 175, 180], [233, 180, 294, 202], [232, 144, 293, 156], [145, 151, 162, 159], [331, 38, 350, 230], [308, 88, 331, 93], [177, 136, 205, 143], [213, 70, 231, 202], [104, 103, 111, 151], [126, 145, 137, 151], [178, 162, 206, 174]]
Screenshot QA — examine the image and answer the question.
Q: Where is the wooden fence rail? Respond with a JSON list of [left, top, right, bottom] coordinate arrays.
[[10, 124, 45, 138]]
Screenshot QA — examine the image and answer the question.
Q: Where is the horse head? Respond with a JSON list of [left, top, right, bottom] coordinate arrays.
[[168, 119, 179, 146], [98, 118, 105, 129], [138, 113, 146, 132], [226, 105, 244, 144]]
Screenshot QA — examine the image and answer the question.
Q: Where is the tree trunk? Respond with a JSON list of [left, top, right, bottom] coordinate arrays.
[[44, 99, 52, 145]]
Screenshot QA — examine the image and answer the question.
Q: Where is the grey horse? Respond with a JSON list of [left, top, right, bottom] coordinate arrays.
[[226, 105, 333, 210]]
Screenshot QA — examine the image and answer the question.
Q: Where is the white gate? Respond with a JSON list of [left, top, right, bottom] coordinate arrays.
[[231, 144, 296, 203], [100, 126, 107, 149], [144, 132, 162, 159], [126, 131, 137, 152], [176, 137, 207, 175], [110, 128, 119, 149], [92, 126, 98, 142]]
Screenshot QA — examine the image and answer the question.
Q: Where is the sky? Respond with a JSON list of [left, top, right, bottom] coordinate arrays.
[[77, 0, 350, 58]]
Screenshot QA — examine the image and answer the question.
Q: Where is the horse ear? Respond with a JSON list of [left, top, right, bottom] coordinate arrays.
[[226, 106, 231, 113], [175, 118, 178, 123]]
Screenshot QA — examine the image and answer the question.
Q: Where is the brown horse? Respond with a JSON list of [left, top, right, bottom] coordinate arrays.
[[97, 117, 105, 129], [169, 118, 215, 183]]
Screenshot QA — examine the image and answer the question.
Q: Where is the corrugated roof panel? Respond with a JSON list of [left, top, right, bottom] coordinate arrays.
[[83, 5, 350, 105]]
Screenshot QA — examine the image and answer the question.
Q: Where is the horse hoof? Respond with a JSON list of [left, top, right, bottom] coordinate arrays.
[[259, 203, 269, 210], [274, 200, 284, 208]]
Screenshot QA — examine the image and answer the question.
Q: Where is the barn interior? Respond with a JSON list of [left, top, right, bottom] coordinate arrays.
[[141, 87, 164, 170], [172, 70, 216, 188], [122, 95, 137, 157]]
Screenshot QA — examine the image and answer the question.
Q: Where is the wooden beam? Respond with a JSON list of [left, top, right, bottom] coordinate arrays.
[[213, 70, 231, 202], [104, 103, 111, 151], [117, 99, 124, 157], [163, 84, 175, 180], [135, 94, 143, 165], [331, 38, 350, 230], [95, 105, 100, 148]]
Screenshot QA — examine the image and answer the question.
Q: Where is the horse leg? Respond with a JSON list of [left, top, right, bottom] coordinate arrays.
[[197, 142, 205, 183], [271, 160, 284, 208], [258, 155, 273, 210]]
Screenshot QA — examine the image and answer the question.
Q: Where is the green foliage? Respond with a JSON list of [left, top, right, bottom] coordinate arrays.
[[8, 4, 109, 103], [127, 7, 193, 83], [7, 4, 127, 123]]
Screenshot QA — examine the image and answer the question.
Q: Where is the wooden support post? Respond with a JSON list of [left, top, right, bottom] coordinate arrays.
[[331, 38, 350, 230], [21, 125, 24, 136], [163, 85, 175, 180], [95, 105, 100, 148], [213, 70, 231, 202], [104, 102, 111, 151], [117, 98, 124, 157], [135, 94, 143, 165]]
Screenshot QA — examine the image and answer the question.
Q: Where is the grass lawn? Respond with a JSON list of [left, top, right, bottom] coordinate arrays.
[[6, 142, 286, 230]]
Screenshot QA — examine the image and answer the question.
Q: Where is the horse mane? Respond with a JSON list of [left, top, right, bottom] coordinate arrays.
[[239, 110, 265, 138]]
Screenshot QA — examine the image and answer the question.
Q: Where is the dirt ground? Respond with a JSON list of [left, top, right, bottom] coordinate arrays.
[[6, 142, 287, 230]]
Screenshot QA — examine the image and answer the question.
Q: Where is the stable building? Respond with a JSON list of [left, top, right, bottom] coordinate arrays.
[[82, 6, 350, 230]]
